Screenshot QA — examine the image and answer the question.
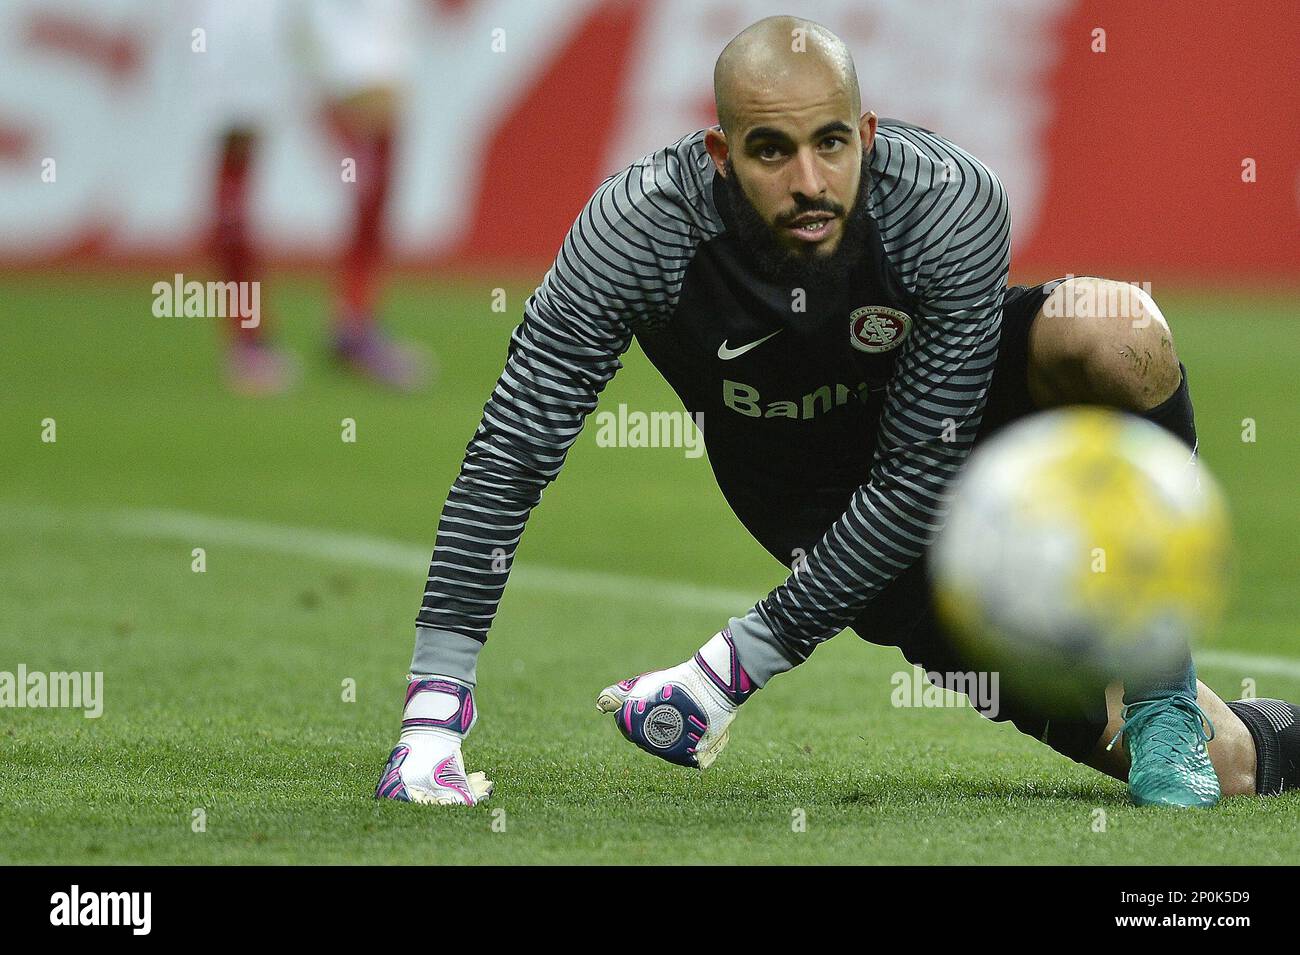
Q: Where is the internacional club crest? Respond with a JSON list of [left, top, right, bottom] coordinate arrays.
[[848, 305, 913, 353]]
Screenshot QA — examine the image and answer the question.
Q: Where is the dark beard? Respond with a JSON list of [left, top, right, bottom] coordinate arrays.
[[719, 151, 872, 287]]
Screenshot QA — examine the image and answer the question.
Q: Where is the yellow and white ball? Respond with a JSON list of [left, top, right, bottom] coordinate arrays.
[[932, 407, 1231, 707]]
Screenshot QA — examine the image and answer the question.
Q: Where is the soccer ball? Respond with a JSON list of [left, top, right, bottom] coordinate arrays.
[[932, 407, 1231, 709]]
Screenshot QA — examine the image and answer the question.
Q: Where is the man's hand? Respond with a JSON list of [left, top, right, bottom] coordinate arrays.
[[375, 740, 493, 805], [375, 677, 493, 805], [596, 629, 756, 769]]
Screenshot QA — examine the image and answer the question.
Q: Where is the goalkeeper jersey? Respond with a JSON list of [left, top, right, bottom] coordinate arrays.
[[415, 119, 1011, 676]]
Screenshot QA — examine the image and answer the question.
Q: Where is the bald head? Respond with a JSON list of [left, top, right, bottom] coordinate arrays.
[[703, 17, 875, 271], [713, 16, 860, 134]]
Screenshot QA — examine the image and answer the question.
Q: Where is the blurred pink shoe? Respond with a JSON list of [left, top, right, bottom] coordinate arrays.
[[331, 325, 434, 393], [225, 341, 300, 396]]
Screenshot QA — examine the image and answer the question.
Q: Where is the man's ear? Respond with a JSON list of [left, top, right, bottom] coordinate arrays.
[[704, 128, 729, 176], [859, 110, 878, 154]]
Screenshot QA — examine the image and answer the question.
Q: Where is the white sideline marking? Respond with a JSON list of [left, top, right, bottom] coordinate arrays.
[[5, 502, 1299, 681], [0, 502, 752, 612]]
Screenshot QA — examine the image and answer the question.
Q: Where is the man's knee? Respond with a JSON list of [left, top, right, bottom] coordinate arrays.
[[1028, 277, 1181, 410]]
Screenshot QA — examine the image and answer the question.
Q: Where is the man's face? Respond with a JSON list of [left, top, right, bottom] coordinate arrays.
[[708, 71, 876, 283], [721, 148, 871, 287]]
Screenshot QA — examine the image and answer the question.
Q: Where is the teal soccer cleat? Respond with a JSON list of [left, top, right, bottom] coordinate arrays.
[[1111, 696, 1220, 808]]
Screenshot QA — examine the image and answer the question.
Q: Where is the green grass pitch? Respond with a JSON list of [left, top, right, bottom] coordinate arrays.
[[1, 273, 1297, 864]]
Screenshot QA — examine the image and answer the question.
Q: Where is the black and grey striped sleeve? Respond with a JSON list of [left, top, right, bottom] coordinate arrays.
[[413, 133, 716, 674], [731, 125, 1011, 676]]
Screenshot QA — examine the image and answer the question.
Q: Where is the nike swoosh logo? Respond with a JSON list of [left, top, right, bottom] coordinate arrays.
[[717, 329, 783, 361]]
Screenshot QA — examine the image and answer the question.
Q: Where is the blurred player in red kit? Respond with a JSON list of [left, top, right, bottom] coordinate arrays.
[[197, 0, 430, 394]]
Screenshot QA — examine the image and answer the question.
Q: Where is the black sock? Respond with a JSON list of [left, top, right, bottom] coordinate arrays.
[[1226, 698, 1300, 795], [1139, 361, 1197, 453], [1123, 362, 1199, 705]]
